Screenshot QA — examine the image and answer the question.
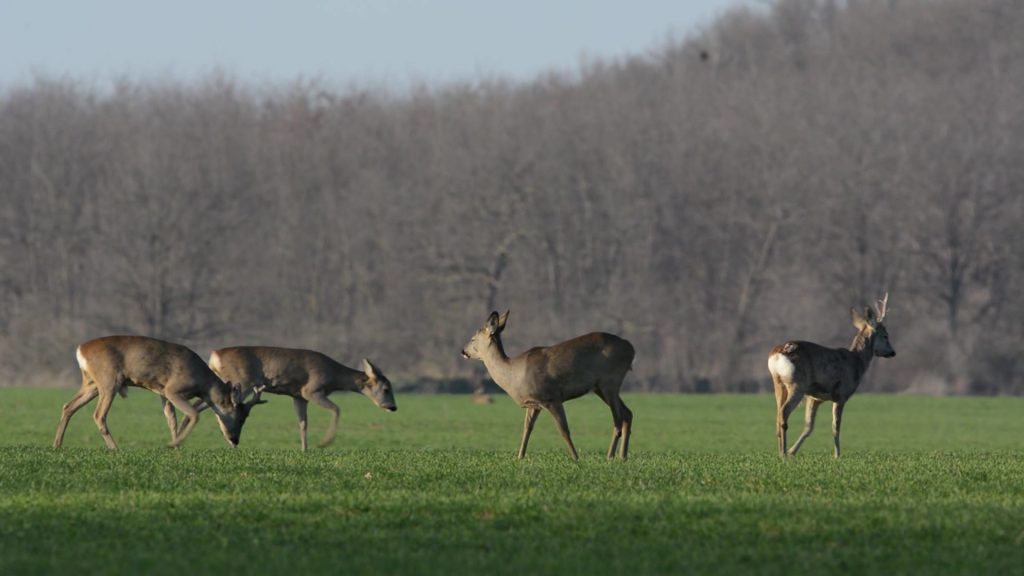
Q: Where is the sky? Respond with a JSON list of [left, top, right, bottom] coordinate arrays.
[[0, 0, 748, 89]]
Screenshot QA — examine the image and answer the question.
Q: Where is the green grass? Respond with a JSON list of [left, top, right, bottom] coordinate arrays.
[[1, 390, 1023, 575]]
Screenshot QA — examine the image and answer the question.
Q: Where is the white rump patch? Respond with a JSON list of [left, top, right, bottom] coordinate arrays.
[[208, 351, 222, 374], [768, 353, 796, 381], [75, 345, 89, 373]]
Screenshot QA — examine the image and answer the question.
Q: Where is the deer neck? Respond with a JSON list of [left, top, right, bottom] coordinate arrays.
[[345, 371, 370, 393], [480, 337, 516, 394], [204, 382, 233, 419], [325, 362, 365, 393], [849, 329, 876, 378]]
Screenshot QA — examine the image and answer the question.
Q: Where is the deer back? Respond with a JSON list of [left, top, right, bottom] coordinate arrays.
[[517, 332, 635, 401], [770, 340, 865, 400], [211, 346, 358, 396], [79, 335, 220, 396]]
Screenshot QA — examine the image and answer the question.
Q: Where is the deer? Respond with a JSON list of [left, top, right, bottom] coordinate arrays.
[[178, 347, 397, 451], [461, 310, 636, 461], [53, 335, 266, 450], [768, 293, 895, 458], [471, 390, 495, 405]]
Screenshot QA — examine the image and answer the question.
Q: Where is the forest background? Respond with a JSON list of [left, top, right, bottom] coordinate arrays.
[[1, 0, 1021, 395]]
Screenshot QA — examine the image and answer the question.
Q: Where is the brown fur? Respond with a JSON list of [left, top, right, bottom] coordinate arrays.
[[462, 311, 635, 460], [191, 346, 396, 451], [53, 335, 264, 450], [768, 297, 895, 458]]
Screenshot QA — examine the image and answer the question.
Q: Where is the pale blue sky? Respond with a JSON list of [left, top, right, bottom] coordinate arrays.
[[0, 0, 748, 88]]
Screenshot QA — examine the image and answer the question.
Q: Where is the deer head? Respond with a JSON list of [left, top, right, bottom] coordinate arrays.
[[461, 310, 509, 360], [213, 385, 267, 446], [360, 358, 397, 412], [850, 293, 895, 358]]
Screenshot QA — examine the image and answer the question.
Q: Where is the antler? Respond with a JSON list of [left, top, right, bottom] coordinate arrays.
[[243, 385, 268, 407], [874, 292, 889, 321]]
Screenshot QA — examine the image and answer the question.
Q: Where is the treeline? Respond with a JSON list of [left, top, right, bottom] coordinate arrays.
[[1, 0, 1022, 394]]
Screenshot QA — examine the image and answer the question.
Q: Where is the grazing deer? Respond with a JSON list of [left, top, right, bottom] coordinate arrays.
[[461, 311, 635, 461], [181, 347, 397, 451], [768, 294, 895, 458], [53, 335, 266, 450], [471, 390, 495, 405]]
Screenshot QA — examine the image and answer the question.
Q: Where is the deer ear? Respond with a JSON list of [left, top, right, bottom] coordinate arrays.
[[231, 386, 242, 406], [486, 311, 501, 334], [851, 307, 867, 330], [362, 358, 377, 378], [496, 310, 510, 332]]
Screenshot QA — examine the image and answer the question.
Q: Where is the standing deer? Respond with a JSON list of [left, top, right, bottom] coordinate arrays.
[[461, 310, 635, 461], [53, 335, 266, 450], [768, 294, 895, 458], [181, 347, 397, 451]]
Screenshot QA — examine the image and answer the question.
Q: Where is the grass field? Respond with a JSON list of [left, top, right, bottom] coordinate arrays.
[[1, 390, 1022, 575]]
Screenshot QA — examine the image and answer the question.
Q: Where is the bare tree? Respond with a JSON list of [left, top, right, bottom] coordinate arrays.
[[1, 0, 1023, 394]]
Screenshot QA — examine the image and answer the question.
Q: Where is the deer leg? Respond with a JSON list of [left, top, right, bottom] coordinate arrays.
[[595, 388, 624, 460], [293, 397, 309, 452], [773, 378, 789, 457], [175, 399, 210, 436], [517, 407, 541, 459], [161, 398, 179, 443], [92, 391, 118, 450], [606, 411, 622, 459], [787, 398, 822, 456], [307, 392, 340, 448], [166, 394, 200, 448], [832, 401, 845, 458], [53, 384, 99, 448], [618, 400, 633, 461], [546, 403, 579, 461], [778, 389, 804, 459]]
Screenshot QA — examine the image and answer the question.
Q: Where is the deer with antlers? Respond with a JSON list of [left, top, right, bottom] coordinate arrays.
[[768, 294, 895, 458], [53, 335, 266, 449], [195, 347, 397, 451]]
